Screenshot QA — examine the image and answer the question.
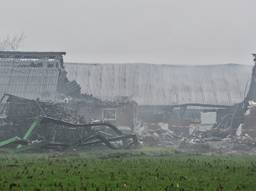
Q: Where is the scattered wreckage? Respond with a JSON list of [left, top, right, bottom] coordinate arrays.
[[176, 55, 256, 153], [0, 94, 138, 152], [0, 51, 138, 153], [1, 51, 256, 154], [135, 55, 256, 154]]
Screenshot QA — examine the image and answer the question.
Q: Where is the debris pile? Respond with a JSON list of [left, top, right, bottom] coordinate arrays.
[[135, 122, 182, 147], [0, 94, 138, 152], [135, 97, 256, 154]]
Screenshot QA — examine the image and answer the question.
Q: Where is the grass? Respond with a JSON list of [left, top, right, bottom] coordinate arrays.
[[0, 151, 256, 191]]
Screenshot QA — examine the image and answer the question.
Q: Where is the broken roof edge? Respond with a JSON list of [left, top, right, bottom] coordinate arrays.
[[65, 62, 250, 68], [0, 51, 66, 59]]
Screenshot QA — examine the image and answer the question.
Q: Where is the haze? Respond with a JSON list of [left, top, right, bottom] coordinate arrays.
[[0, 0, 255, 65]]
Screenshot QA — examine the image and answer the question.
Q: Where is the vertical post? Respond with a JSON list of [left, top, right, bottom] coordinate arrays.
[[244, 54, 256, 105]]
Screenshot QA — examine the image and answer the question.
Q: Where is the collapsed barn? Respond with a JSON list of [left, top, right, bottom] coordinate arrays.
[[65, 62, 255, 146], [0, 50, 256, 153], [0, 51, 137, 151]]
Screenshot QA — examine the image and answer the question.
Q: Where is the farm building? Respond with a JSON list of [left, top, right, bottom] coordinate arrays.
[[65, 62, 253, 132], [0, 51, 253, 131]]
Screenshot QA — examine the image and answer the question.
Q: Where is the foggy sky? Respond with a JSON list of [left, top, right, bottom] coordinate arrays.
[[0, 0, 255, 65]]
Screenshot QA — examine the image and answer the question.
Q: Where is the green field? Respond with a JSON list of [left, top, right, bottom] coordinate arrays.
[[0, 151, 256, 191]]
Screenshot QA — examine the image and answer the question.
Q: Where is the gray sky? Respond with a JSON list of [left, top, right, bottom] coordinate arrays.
[[0, 0, 255, 65]]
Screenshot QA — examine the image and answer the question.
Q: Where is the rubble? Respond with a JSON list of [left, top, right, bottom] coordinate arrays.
[[134, 122, 182, 147], [0, 94, 138, 152], [135, 94, 256, 154]]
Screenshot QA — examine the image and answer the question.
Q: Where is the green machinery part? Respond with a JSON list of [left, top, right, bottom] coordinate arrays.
[[0, 136, 24, 148], [16, 118, 41, 149], [22, 118, 41, 140], [0, 118, 41, 150]]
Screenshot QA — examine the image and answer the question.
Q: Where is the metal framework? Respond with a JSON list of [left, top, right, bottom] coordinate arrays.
[[0, 94, 138, 151]]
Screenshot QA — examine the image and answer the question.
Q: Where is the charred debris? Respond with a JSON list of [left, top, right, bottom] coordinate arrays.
[[0, 51, 256, 153]]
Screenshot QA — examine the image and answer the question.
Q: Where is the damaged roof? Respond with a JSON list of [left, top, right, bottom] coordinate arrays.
[[65, 63, 252, 106]]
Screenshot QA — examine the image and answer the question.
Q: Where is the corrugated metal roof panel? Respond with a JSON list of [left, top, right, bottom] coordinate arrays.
[[65, 63, 252, 105]]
